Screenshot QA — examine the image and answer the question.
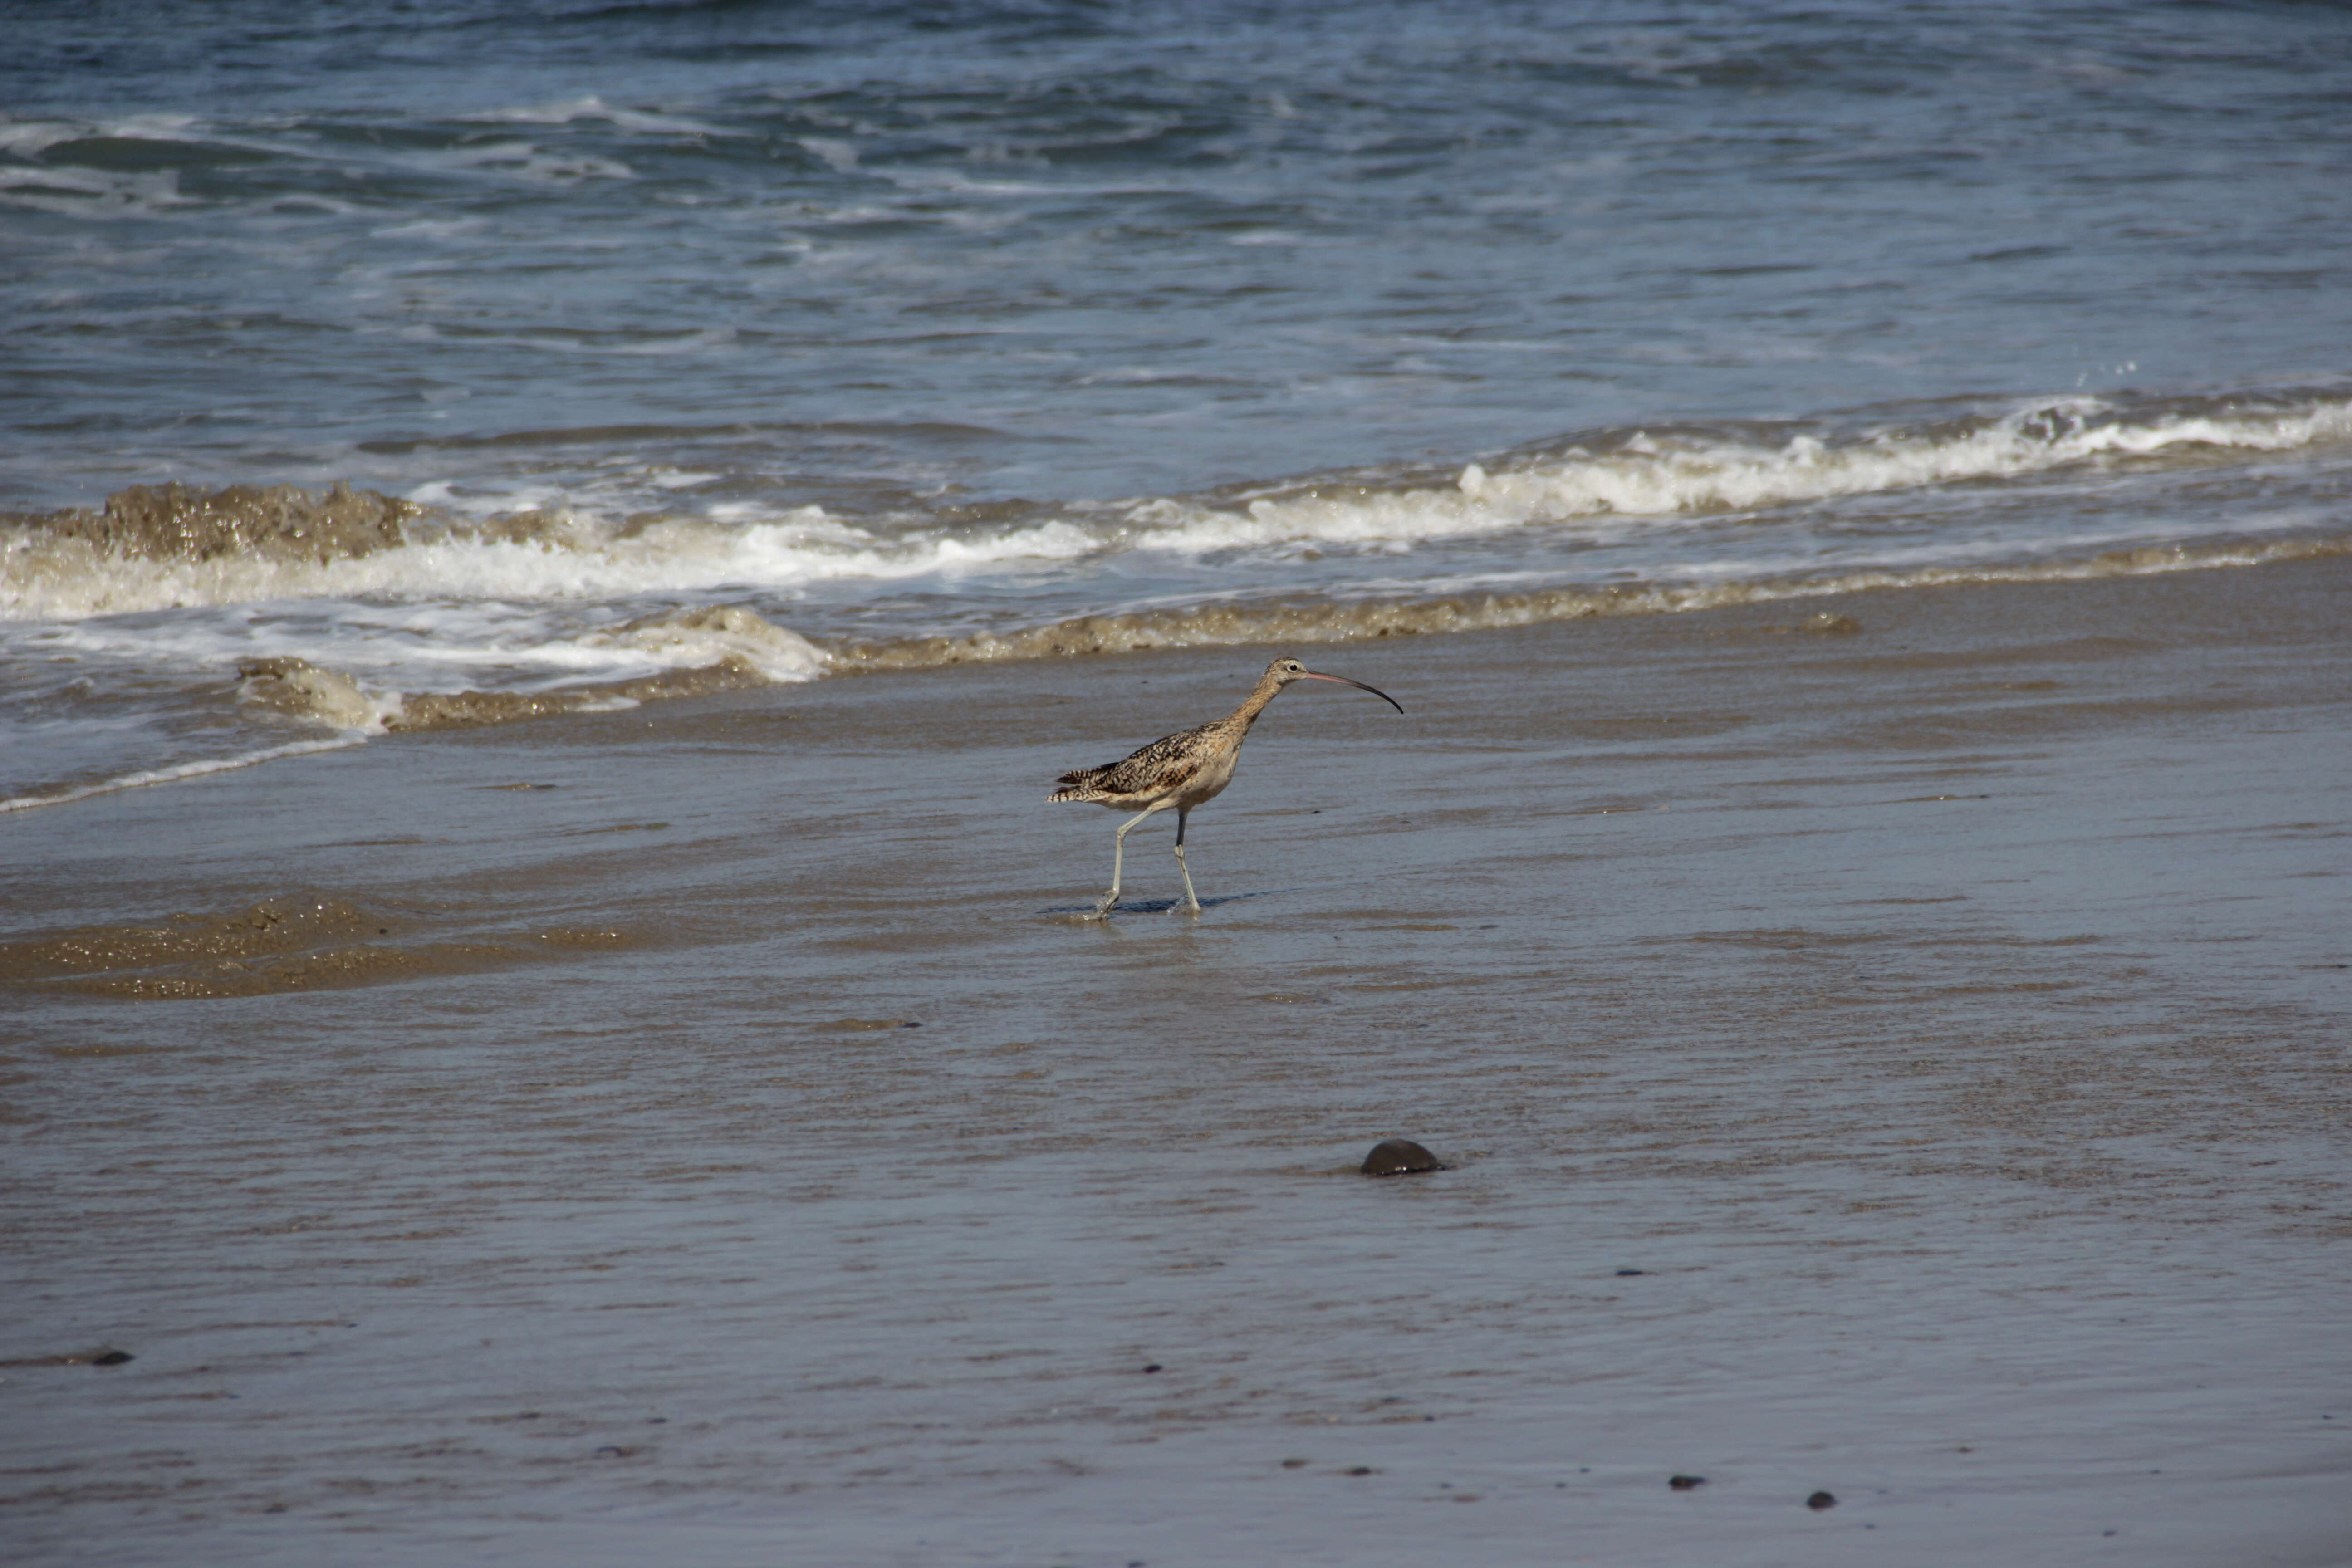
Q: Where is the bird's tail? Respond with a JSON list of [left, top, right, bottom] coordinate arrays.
[[1048, 764, 1111, 802]]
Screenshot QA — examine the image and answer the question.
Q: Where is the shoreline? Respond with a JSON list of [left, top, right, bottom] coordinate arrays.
[[7, 523, 2349, 818]]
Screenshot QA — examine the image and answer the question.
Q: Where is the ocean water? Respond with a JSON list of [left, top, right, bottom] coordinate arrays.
[[5, 0, 2351, 806]]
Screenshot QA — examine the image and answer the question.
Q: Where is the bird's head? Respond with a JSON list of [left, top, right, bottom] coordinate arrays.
[[1264, 656, 1403, 714]]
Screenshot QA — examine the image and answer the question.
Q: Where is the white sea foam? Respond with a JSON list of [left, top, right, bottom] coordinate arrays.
[[370, 216, 489, 241], [0, 115, 86, 159], [0, 507, 1105, 623], [6, 397, 2346, 637], [0, 113, 307, 220], [798, 137, 860, 172], [460, 97, 727, 137], [600, 605, 830, 684], [323, 603, 833, 688], [1124, 397, 2352, 556], [0, 161, 188, 217], [442, 140, 632, 183], [34, 593, 827, 711]]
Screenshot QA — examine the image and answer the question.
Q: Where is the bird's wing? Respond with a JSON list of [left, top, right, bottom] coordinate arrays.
[[1056, 722, 1212, 796], [1124, 751, 1204, 795], [1114, 725, 1216, 789]]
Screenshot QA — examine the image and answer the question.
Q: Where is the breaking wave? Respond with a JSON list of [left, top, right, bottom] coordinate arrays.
[[232, 604, 828, 731], [5, 388, 2347, 623], [1158, 391, 2352, 552], [0, 481, 1100, 622]]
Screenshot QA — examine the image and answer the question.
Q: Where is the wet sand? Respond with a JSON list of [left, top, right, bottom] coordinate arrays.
[[4, 556, 2348, 1565]]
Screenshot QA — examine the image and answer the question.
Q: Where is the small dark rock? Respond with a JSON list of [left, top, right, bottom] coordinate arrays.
[[89, 1349, 134, 1367], [1142, 1363, 1162, 1374], [1347, 1466, 1375, 1476], [1808, 1490, 1837, 1510], [1669, 1474, 1706, 1490], [1361, 1138, 1442, 1176], [1615, 1269, 1646, 1277]]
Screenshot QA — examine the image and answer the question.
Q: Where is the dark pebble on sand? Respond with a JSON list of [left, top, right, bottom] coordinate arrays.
[[89, 1349, 133, 1366], [1615, 1269, 1646, 1276], [1669, 1475, 1706, 1490], [1142, 1363, 1162, 1373], [1808, 1490, 1837, 1510], [1361, 1138, 1441, 1176]]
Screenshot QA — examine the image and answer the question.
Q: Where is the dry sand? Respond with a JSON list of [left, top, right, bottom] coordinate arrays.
[[2, 556, 2347, 1565]]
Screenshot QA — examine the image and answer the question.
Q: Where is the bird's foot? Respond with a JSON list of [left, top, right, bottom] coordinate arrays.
[[1088, 892, 1120, 919], [1169, 897, 1202, 916]]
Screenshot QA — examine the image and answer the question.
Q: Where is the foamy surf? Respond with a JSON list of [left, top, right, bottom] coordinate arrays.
[[6, 388, 2347, 623], [0, 486, 1102, 622], [1133, 392, 2352, 556], [233, 605, 830, 730], [3, 382, 2347, 813], [235, 608, 822, 735]]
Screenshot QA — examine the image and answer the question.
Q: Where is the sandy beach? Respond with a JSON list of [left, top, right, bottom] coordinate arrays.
[[3, 555, 2347, 1564], [9, 5, 2352, 1561]]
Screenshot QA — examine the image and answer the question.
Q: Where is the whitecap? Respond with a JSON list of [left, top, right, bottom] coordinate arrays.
[[460, 96, 726, 137]]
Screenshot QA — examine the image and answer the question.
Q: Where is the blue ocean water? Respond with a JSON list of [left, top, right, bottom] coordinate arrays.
[[4, 0, 2350, 802]]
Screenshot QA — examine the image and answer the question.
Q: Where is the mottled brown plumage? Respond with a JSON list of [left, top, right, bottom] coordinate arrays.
[[1049, 655, 1402, 917]]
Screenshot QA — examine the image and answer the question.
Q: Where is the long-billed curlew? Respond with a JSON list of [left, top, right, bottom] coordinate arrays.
[[1048, 656, 1404, 917]]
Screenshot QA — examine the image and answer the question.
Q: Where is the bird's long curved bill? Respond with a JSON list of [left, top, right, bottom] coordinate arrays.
[[1300, 670, 1405, 714]]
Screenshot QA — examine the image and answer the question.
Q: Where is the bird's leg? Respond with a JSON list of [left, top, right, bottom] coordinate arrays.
[[1093, 807, 1156, 917], [1170, 805, 1201, 915]]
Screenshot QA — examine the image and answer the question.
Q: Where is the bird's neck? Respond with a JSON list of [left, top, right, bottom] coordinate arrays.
[[1226, 672, 1287, 731]]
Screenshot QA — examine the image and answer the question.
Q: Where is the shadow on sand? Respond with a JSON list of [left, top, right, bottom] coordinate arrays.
[[1040, 887, 1287, 919]]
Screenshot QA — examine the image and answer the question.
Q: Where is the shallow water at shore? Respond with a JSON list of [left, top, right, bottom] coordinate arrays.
[[5, 559, 2347, 1565], [10, 0, 2352, 811]]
